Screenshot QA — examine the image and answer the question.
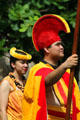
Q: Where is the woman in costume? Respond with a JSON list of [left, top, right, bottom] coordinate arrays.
[[0, 47, 32, 120]]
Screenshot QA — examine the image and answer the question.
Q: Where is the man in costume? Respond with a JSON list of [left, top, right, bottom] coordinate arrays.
[[0, 47, 32, 120], [22, 14, 80, 120]]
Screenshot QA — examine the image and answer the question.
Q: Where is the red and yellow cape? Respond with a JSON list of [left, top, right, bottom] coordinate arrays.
[[22, 62, 80, 120]]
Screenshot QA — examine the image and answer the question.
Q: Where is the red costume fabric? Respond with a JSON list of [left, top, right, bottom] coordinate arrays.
[[22, 62, 80, 120]]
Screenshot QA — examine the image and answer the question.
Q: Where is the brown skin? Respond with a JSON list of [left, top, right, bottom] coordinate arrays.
[[11, 60, 28, 84], [0, 59, 28, 120], [43, 41, 78, 86]]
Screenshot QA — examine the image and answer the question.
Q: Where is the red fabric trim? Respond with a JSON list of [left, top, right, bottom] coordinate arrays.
[[62, 72, 70, 87], [72, 83, 79, 120], [57, 81, 67, 104], [48, 109, 72, 119], [35, 67, 53, 120], [62, 72, 80, 120], [36, 77, 47, 120]]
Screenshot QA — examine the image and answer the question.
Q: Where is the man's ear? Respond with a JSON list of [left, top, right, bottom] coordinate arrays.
[[44, 48, 50, 54]]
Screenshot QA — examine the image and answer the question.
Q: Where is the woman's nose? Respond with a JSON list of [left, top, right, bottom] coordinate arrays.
[[24, 63, 28, 67]]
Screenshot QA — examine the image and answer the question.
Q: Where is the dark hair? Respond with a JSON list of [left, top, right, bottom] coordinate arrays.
[[15, 50, 26, 55], [10, 56, 18, 70], [39, 45, 51, 57], [39, 49, 45, 58]]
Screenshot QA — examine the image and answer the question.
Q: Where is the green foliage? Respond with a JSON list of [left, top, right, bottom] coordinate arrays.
[[0, 0, 78, 58], [8, 3, 40, 36], [0, 0, 79, 82], [0, 38, 9, 57]]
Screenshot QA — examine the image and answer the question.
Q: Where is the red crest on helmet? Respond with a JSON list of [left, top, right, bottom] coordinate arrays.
[[32, 14, 70, 51]]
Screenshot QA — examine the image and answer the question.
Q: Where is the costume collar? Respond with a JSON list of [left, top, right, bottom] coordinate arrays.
[[41, 60, 57, 69]]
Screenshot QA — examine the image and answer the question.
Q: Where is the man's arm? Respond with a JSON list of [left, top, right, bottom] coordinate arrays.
[[45, 54, 78, 86], [0, 80, 10, 120]]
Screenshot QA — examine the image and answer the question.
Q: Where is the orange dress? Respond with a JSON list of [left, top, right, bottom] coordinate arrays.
[[1, 73, 24, 120]]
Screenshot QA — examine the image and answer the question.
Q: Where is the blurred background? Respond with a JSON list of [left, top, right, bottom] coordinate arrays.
[[0, 0, 80, 86]]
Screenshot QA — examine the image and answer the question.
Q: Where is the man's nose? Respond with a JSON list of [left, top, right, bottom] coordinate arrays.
[[60, 44, 64, 49]]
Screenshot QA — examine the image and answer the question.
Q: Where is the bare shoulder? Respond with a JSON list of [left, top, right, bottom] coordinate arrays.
[[0, 80, 11, 91]]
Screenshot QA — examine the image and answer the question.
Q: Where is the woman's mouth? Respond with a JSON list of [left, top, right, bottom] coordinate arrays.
[[24, 68, 28, 72]]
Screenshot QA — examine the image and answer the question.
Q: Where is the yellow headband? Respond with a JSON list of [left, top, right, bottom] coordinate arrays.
[[10, 47, 32, 60]]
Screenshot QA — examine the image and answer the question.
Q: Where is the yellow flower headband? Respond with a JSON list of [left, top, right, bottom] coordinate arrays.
[[10, 47, 32, 60]]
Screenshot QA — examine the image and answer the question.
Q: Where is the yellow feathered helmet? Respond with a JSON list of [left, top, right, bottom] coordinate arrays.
[[10, 47, 32, 60]]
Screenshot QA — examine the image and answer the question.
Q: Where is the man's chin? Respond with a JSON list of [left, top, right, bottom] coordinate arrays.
[[59, 55, 64, 59], [61, 53, 64, 57]]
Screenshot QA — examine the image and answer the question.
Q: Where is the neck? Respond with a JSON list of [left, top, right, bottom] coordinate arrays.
[[12, 71, 23, 83], [43, 56, 58, 66]]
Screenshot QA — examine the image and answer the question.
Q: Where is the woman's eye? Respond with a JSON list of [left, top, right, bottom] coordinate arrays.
[[19, 61, 28, 64], [19, 61, 24, 64]]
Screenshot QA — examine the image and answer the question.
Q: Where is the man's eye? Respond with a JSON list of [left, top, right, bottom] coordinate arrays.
[[61, 42, 65, 46], [56, 43, 61, 46], [57, 42, 65, 46]]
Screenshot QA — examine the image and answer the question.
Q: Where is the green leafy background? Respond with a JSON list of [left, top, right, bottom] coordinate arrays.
[[0, 0, 80, 80]]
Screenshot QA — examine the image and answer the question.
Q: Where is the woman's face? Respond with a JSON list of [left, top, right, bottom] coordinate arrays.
[[11, 60, 28, 75]]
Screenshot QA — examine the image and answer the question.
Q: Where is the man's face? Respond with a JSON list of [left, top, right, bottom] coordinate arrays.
[[47, 41, 64, 60]]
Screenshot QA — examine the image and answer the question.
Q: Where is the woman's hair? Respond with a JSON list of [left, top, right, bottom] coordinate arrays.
[[15, 50, 26, 55], [10, 50, 27, 70]]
